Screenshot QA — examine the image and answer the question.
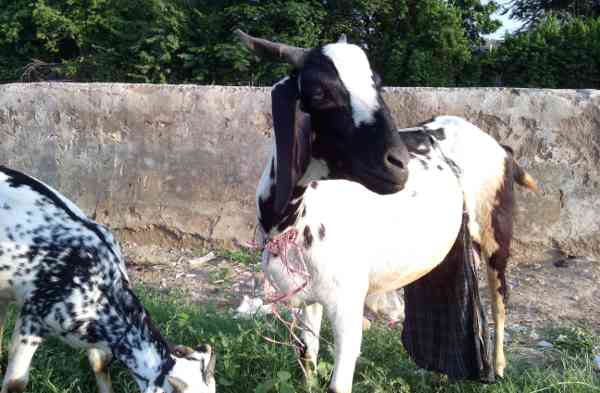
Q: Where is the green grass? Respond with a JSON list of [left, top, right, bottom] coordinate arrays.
[[2, 287, 598, 393], [218, 249, 262, 270]]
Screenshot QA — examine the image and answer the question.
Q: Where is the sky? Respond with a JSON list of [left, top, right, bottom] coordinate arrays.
[[483, 0, 524, 39]]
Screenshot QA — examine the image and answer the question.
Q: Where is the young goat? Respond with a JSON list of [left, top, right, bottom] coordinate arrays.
[[0, 166, 216, 393]]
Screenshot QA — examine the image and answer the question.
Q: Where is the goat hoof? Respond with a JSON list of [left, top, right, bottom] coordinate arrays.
[[5, 379, 27, 393]]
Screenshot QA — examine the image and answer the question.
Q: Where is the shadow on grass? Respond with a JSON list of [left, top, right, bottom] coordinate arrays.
[[1, 286, 598, 393]]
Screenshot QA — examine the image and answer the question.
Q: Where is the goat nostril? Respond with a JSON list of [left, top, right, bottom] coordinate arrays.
[[387, 153, 405, 169]]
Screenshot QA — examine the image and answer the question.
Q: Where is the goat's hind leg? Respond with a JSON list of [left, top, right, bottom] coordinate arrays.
[[486, 253, 508, 379], [1, 315, 43, 393], [88, 348, 114, 393]]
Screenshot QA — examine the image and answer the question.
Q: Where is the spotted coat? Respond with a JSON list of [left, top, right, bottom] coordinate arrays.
[[0, 166, 215, 393]]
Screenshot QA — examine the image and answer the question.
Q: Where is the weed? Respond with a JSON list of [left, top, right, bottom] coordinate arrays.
[[219, 249, 261, 270], [549, 326, 598, 355]]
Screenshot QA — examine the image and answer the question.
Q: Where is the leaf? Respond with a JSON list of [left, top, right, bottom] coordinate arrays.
[[276, 371, 291, 382]]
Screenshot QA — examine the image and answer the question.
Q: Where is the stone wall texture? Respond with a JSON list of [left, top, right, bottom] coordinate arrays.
[[0, 83, 599, 259]]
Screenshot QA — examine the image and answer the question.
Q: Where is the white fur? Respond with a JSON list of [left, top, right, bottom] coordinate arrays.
[[259, 148, 463, 393], [169, 350, 216, 393], [298, 158, 329, 186], [368, 116, 522, 378], [422, 116, 507, 256], [322, 44, 379, 126]]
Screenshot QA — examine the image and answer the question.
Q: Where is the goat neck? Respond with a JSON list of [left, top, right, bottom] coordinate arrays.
[[256, 148, 326, 240], [106, 285, 175, 392]]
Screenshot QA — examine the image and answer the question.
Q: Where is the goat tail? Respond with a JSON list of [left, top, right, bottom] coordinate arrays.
[[501, 145, 540, 193], [513, 161, 540, 192]]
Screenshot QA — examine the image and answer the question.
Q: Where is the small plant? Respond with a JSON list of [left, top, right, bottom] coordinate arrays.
[[220, 249, 261, 269], [254, 371, 295, 393], [208, 266, 234, 286], [551, 326, 598, 355]]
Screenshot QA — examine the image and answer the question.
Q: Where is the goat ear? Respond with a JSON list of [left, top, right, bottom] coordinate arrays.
[[167, 376, 188, 393], [172, 345, 195, 358], [204, 348, 216, 381], [194, 343, 216, 377], [271, 76, 312, 215], [337, 33, 348, 43]]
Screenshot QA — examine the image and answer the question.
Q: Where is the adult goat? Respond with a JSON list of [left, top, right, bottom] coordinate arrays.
[[238, 32, 537, 388], [237, 30, 490, 393], [367, 116, 539, 378]]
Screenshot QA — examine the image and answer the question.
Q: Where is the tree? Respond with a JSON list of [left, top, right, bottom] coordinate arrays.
[[487, 16, 600, 88], [0, 0, 193, 83], [505, 0, 600, 28], [450, 0, 502, 45], [184, 0, 475, 86], [179, 0, 327, 84]]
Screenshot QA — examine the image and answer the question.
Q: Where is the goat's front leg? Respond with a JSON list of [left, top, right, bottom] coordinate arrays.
[[326, 293, 366, 393], [88, 348, 114, 393], [0, 302, 11, 358], [1, 316, 43, 393], [299, 303, 323, 380]]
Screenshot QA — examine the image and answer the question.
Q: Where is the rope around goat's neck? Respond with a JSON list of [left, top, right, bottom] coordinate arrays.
[[240, 226, 311, 305], [263, 227, 310, 305]]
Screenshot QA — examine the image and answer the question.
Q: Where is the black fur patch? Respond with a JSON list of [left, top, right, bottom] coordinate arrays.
[[0, 166, 119, 260], [488, 156, 515, 302], [261, 184, 307, 234], [429, 128, 446, 141], [318, 224, 326, 240], [303, 225, 313, 249], [269, 158, 275, 179]]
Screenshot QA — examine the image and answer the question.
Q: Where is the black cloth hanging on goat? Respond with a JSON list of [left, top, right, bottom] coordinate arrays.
[[402, 208, 495, 383]]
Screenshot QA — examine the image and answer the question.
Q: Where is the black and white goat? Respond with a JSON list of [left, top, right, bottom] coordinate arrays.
[[0, 166, 216, 393], [406, 116, 539, 378], [238, 31, 471, 393], [237, 30, 538, 392]]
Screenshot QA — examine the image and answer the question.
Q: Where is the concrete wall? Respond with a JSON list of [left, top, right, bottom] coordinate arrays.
[[0, 83, 598, 259]]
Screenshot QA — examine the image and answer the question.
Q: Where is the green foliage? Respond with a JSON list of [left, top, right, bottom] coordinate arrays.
[[220, 248, 261, 270], [0, 0, 496, 86], [451, 0, 503, 44], [0, 0, 193, 83], [1, 0, 598, 88], [487, 16, 600, 88], [550, 326, 599, 355], [506, 0, 600, 28]]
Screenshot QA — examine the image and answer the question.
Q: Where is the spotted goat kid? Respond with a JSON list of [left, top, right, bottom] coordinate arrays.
[[0, 166, 216, 393]]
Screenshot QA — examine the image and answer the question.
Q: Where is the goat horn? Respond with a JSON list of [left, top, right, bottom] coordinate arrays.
[[235, 29, 309, 69]]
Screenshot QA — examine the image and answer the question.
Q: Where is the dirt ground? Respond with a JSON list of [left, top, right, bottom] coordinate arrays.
[[122, 240, 600, 360]]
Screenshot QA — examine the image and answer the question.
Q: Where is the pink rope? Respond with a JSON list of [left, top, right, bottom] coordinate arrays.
[[240, 226, 314, 374], [263, 228, 310, 305]]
